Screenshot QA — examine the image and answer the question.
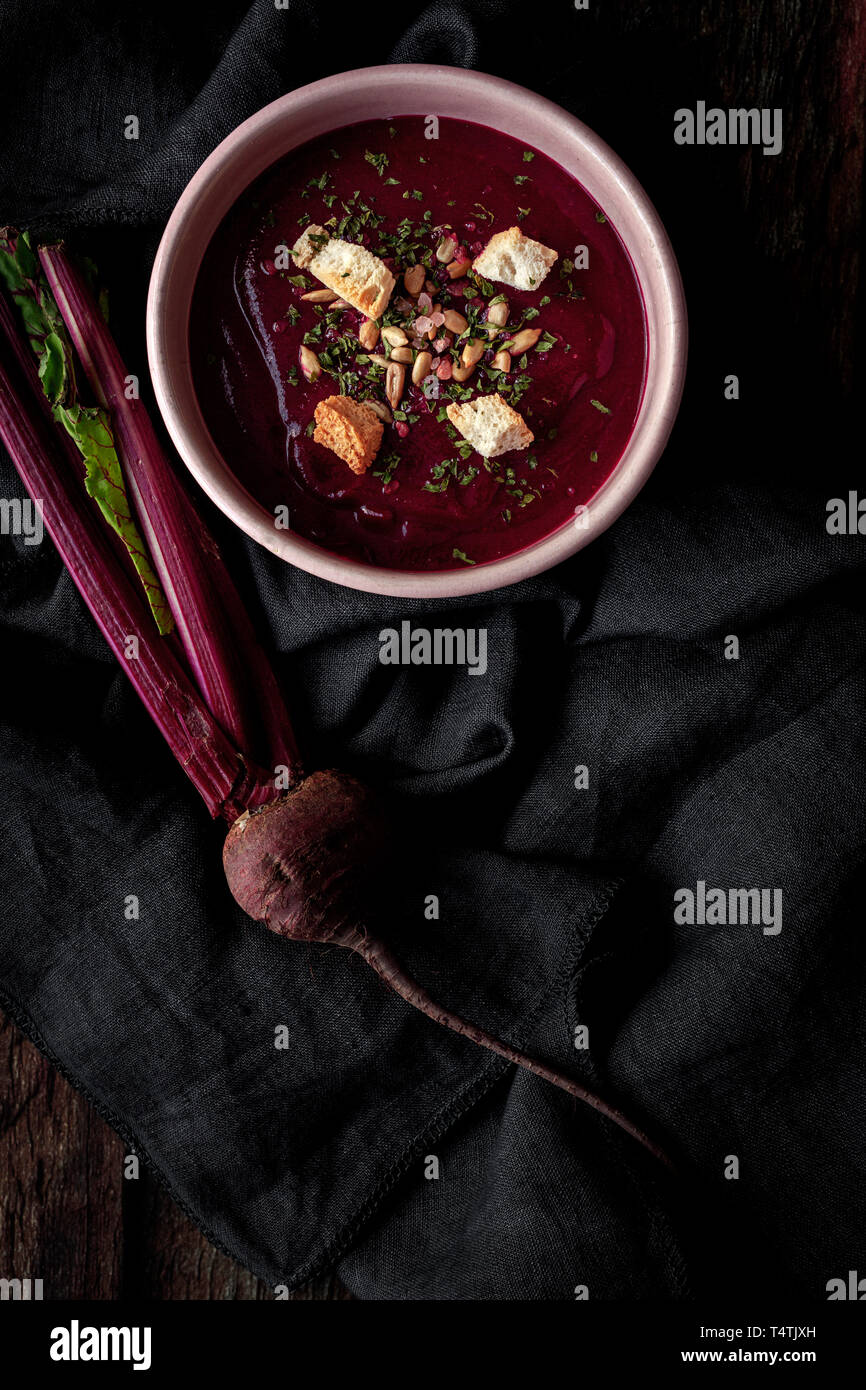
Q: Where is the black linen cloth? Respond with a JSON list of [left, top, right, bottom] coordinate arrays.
[[1, 1, 863, 1299]]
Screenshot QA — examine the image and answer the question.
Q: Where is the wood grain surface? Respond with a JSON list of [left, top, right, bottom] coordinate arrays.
[[1, 0, 863, 1300]]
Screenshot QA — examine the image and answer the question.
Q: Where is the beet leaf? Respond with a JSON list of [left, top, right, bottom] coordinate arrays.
[[0, 228, 172, 634]]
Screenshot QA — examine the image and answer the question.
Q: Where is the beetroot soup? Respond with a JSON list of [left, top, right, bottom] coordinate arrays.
[[189, 116, 647, 572]]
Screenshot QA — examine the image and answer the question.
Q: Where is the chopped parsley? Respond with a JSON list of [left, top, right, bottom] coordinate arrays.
[[535, 331, 557, 353], [484, 457, 541, 507], [424, 457, 479, 492], [590, 399, 611, 414], [373, 450, 401, 485], [364, 150, 389, 176], [453, 548, 476, 565], [522, 150, 535, 161]]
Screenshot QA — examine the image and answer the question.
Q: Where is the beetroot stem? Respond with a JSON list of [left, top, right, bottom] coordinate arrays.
[[0, 291, 256, 822], [38, 244, 302, 789], [350, 933, 673, 1170]]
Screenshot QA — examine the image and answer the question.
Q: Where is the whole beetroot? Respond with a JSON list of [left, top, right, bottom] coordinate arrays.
[[223, 772, 673, 1171], [223, 769, 385, 945]]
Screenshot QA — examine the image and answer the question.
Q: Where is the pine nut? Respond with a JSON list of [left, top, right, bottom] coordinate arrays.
[[364, 353, 390, 368], [446, 258, 472, 279], [486, 299, 509, 327], [389, 345, 413, 364], [403, 264, 425, 296], [300, 288, 338, 303], [436, 236, 457, 263], [461, 338, 485, 368], [381, 325, 408, 347], [386, 362, 406, 410], [412, 351, 433, 385], [451, 362, 476, 382], [365, 399, 393, 424], [298, 345, 320, 382], [491, 350, 512, 373], [359, 319, 379, 350], [503, 327, 542, 354], [330, 299, 350, 311], [442, 309, 468, 334]]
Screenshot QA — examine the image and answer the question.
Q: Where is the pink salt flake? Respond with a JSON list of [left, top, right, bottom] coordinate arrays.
[[413, 315, 434, 335], [433, 336, 448, 354], [416, 292, 433, 314], [396, 422, 410, 438], [436, 358, 453, 380]]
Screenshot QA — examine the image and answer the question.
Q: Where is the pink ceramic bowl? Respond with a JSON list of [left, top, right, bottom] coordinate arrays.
[[147, 65, 686, 598]]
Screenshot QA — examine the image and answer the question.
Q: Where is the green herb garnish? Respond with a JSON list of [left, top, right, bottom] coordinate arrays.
[[364, 150, 389, 176]]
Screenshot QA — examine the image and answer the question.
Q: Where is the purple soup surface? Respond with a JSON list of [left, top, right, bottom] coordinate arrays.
[[189, 116, 647, 572]]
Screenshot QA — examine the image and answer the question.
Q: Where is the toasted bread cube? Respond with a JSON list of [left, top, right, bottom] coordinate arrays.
[[291, 223, 328, 268], [445, 393, 534, 459], [473, 226, 558, 292], [292, 226, 395, 319], [313, 396, 384, 475]]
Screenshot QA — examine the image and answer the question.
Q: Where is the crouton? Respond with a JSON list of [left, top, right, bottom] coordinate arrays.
[[473, 226, 558, 292], [292, 226, 395, 319], [291, 223, 327, 269], [313, 395, 384, 475], [445, 394, 534, 459]]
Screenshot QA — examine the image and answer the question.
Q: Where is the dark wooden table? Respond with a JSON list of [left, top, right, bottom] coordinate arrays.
[[0, 1015, 351, 1299], [2, 1, 862, 1300]]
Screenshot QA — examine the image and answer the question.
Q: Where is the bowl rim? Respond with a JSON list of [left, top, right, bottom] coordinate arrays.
[[146, 63, 687, 598]]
